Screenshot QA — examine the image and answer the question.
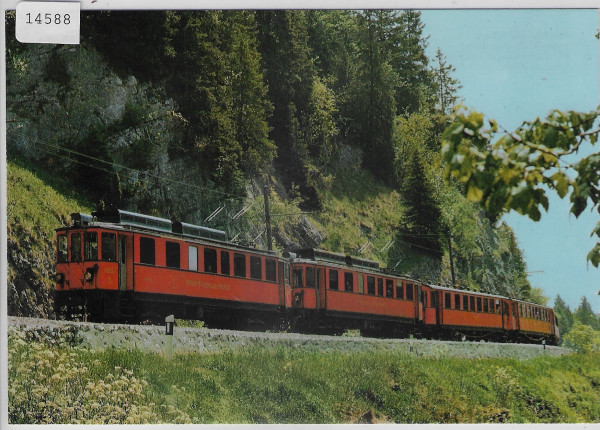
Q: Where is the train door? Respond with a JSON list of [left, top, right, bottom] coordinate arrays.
[[118, 234, 134, 291], [416, 285, 425, 322], [278, 261, 288, 307], [512, 302, 519, 331], [430, 291, 441, 325], [317, 267, 326, 309], [501, 300, 510, 330]]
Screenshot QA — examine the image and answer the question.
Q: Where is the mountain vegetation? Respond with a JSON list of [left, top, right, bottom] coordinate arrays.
[[6, 10, 561, 317], [554, 294, 600, 351]]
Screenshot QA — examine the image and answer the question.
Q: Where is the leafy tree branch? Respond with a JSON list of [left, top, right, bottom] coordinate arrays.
[[441, 107, 600, 266]]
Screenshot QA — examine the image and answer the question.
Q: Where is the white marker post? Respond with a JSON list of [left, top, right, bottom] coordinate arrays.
[[165, 315, 174, 359]]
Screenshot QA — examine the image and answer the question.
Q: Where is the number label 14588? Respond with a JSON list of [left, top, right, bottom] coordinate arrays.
[[25, 13, 72, 25], [16, 2, 80, 44]]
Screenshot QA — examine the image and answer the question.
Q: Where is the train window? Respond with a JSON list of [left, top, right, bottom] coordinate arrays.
[[204, 248, 217, 273], [476, 297, 482, 312], [250, 256, 262, 280], [221, 251, 230, 275], [284, 262, 290, 285], [293, 268, 303, 287], [422, 290, 427, 306], [101, 233, 116, 261], [57, 235, 68, 262], [70, 233, 82, 262], [367, 276, 375, 295], [469, 296, 475, 312], [84, 232, 98, 260], [166, 242, 180, 269], [306, 267, 315, 288], [386, 279, 394, 297], [483, 298, 489, 313], [188, 246, 198, 271], [377, 278, 384, 296], [454, 294, 460, 310], [462, 295, 468, 310], [406, 284, 414, 301], [139, 237, 155, 265], [343, 273, 353, 292], [489, 299, 494, 313], [266, 259, 277, 282], [234, 253, 246, 277], [329, 270, 339, 290], [396, 282, 404, 299], [358, 274, 364, 294], [444, 292, 451, 309]]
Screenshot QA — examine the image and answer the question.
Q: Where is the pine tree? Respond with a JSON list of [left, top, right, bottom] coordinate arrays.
[[255, 11, 319, 206], [431, 48, 462, 115], [347, 10, 397, 183], [389, 11, 432, 115], [228, 12, 276, 177], [574, 296, 600, 330], [554, 294, 575, 336]]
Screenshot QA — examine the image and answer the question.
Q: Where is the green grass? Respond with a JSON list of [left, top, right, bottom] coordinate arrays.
[[7, 157, 94, 316], [9, 330, 600, 424], [7, 156, 93, 239], [309, 166, 405, 264]]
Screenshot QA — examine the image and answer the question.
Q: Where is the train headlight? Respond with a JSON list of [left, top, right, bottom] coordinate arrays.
[[84, 266, 97, 283]]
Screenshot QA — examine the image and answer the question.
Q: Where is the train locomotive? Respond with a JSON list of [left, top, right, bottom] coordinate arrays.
[[55, 209, 559, 345]]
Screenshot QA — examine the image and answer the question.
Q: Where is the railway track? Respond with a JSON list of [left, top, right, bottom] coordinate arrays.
[[8, 316, 571, 360]]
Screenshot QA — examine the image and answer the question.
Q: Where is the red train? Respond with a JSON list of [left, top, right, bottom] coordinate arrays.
[[55, 209, 559, 345]]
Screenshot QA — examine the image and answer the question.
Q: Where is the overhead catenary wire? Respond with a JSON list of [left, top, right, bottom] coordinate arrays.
[[10, 130, 463, 245], [9, 129, 249, 201]]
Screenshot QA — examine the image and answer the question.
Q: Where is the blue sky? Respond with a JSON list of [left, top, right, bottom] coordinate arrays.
[[420, 9, 600, 313]]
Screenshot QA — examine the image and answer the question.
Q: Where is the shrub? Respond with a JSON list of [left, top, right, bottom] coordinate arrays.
[[561, 323, 600, 354], [8, 329, 191, 424]]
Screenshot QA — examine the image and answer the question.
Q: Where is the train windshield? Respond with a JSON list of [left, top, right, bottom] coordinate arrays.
[[57, 235, 68, 262]]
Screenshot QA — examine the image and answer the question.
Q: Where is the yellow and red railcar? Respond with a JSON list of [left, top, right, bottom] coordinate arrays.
[[55, 210, 292, 327], [288, 249, 559, 344]]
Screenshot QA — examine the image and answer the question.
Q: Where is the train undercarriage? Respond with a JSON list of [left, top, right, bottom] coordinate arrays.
[[55, 290, 557, 345]]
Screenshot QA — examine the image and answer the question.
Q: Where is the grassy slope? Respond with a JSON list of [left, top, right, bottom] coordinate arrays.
[[7, 157, 93, 316], [309, 167, 404, 264], [8, 331, 600, 424]]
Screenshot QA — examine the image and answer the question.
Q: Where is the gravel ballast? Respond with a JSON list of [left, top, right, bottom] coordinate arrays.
[[8, 316, 571, 359]]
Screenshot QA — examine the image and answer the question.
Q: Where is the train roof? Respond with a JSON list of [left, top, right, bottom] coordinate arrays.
[[427, 283, 509, 301], [92, 209, 172, 233], [291, 248, 422, 283], [58, 210, 281, 257], [429, 284, 553, 308]]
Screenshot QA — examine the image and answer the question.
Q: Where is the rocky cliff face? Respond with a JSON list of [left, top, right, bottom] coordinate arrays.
[[7, 224, 56, 318]]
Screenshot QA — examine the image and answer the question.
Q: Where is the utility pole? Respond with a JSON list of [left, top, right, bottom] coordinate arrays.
[[263, 185, 272, 251], [447, 229, 456, 286]]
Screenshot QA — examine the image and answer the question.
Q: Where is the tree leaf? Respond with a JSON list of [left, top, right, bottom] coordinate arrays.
[[466, 184, 483, 202], [551, 171, 570, 198], [586, 243, 600, 268]]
